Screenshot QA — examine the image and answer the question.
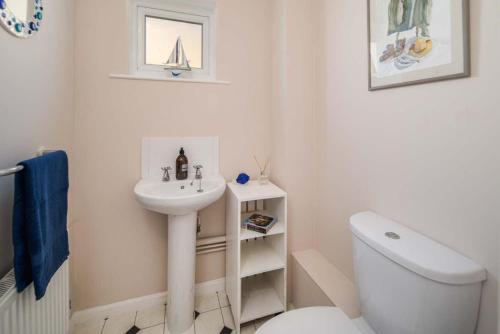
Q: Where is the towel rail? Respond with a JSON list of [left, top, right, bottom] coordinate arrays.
[[0, 166, 24, 177], [0, 147, 57, 178]]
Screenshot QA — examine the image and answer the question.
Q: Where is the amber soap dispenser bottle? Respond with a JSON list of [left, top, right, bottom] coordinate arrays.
[[176, 147, 188, 180]]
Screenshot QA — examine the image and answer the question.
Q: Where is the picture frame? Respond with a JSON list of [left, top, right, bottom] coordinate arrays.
[[368, 0, 470, 90]]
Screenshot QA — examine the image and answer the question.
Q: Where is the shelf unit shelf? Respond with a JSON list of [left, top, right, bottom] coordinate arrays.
[[226, 181, 287, 333], [240, 219, 285, 241], [240, 275, 285, 323], [241, 241, 285, 278]]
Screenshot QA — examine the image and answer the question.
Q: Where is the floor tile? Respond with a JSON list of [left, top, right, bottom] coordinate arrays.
[[221, 307, 235, 330], [125, 325, 140, 334], [164, 323, 195, 334], [139, 324, 164, 334], [195, 293, 220, 313], [216, 291, 230, 308], [220, 327, 232, 334], [101, 311, 137, 334], [254, 316, 274, 330], [240, 323, 256, 334], [73, 318, 106, 334], [135, 305, 166, 328], [194, 308, 224, 334]]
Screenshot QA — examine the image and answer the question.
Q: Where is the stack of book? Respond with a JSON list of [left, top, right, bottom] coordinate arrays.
[[243, 213, 277, 234]]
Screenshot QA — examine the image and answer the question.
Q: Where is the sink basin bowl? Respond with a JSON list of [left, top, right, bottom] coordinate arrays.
[[134, 175, 226, 216]]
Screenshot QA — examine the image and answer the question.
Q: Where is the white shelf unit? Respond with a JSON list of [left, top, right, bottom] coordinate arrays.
[[226, 181, 287, 333]]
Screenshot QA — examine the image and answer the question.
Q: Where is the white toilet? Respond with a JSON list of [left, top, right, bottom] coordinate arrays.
[[256, 212, 487, 334]]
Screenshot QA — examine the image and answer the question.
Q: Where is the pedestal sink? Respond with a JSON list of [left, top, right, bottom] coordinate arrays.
[[134, 175, 226, 334]]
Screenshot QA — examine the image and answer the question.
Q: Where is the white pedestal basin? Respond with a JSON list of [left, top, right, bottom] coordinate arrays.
[[134, 175, 226, 334]]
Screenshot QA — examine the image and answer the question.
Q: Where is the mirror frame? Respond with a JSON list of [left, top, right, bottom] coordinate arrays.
[[0, 0, 43, 38]]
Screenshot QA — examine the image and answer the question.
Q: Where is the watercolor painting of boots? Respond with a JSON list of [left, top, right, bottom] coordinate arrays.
[[368, 0, 470, 90]]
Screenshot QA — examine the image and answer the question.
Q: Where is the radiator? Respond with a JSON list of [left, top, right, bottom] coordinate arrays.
[[0, 261, 69, 334]]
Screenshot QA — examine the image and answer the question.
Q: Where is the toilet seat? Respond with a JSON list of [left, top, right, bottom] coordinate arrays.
[[255, 307, 362, 334]]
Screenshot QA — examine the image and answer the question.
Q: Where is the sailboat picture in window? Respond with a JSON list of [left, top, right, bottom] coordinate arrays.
[[368, 0, 470, 90], [164, 36, 192, 77]]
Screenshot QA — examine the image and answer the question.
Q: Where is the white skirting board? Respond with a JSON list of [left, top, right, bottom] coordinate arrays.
[[70, 277, 226, 326]]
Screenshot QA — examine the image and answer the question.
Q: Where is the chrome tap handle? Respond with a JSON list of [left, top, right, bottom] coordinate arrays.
[[161, 166, 172, 182], [193, 165, 203, 179]]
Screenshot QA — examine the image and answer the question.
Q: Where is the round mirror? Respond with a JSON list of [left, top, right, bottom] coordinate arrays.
[[0, 0, 43, 38]]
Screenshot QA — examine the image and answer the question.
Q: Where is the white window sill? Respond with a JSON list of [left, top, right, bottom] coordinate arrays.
[[109, 74, 230, 85]]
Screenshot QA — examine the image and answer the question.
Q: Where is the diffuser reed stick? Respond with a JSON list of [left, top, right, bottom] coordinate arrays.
[[253, 155, 269, 175], [254, 155, 270, 185]]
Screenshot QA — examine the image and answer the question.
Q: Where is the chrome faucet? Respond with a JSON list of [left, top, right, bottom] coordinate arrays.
[[194, 165, 203, 180], [161, 166, 172, 182], [191, 165, 204, 192]]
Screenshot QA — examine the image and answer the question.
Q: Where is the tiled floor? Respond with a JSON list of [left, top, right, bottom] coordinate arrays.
[[72, 291, 282, 334]]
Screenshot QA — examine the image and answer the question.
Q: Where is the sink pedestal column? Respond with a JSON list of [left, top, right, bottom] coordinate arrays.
[[167, 212, 197, 334]]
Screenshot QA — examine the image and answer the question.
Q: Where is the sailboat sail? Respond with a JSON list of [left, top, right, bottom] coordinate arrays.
[[387, 0, 432, 37], [164, 37, 192, 71]]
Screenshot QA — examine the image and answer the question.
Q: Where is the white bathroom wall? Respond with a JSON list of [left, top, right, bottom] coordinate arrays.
[[269, 0, 499, 330], [270, 0, 319, 296], [313, 1, 500, 333], [0, 0, 75, 277], [72, 0, 273, 310]]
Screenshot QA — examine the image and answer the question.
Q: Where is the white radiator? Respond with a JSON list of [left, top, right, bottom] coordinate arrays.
[[0, 261, 69, 334]]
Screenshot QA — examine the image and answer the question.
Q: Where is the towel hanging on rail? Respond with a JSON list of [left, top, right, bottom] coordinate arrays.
[[12, 150, 70, 300]]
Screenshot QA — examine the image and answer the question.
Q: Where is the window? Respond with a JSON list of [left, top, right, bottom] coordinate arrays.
[[129, 0, 215, 80], [145, 17, 203, 68]]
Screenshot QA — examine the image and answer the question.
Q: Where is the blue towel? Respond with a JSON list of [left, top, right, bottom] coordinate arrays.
[[12, 151, 69, 300]]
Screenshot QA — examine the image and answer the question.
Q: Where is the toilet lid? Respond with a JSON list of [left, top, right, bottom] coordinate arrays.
[[255, 307, 362, 334]]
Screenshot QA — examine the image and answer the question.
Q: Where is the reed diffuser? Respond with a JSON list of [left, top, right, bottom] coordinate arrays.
[[254, 155, 270, 185]]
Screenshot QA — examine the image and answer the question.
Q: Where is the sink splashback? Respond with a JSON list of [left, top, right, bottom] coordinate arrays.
[[141, 137, 220, 180]]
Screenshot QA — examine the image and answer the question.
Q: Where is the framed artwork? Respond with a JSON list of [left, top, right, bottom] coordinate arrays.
[[368, 0, 470, 90]]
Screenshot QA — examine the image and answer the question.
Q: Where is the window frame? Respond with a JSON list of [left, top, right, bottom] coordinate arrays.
[[129, 0, 216, 80]]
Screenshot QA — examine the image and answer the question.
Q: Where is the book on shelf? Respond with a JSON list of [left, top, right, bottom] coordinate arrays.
[[243, 212, 277, 234]]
